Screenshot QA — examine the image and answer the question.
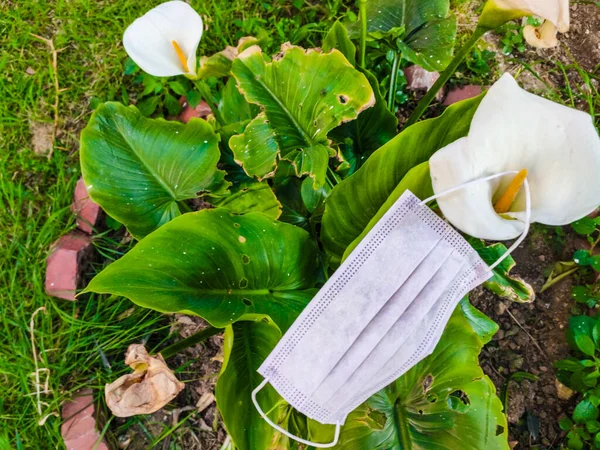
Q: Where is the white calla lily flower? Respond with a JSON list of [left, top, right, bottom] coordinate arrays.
[[123, 1, 203, 77], [480, 0, 569, 48], [430, 74, 600, 241]]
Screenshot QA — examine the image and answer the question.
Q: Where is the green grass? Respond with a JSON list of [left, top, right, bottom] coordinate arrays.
[[0, 1, 342, 448]]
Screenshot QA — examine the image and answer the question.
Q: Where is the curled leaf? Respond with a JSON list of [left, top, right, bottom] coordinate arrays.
[[105, 344, 184, 417]]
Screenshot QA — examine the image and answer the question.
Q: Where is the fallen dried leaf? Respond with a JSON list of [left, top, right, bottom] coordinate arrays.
[[105, 344, 184, 417], [195, 392, 215, 412]]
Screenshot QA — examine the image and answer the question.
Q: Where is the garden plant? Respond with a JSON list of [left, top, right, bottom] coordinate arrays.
[[3, 0, 600, 449]]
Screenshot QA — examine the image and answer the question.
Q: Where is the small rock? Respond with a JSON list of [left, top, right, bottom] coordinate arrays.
[[404, 65, 444, 101], [495, 301, 508, 315], [495, 329, 505, 340], [72, 178, 102, 234], [443, 85, 483, 106], [538, 255, 546, 261], [45, 232, 93, 300], [61, 389, 109, 450], [178, 97, 212, 123], [26, 67, 36, 75]]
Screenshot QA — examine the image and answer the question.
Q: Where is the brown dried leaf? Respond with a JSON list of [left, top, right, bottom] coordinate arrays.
[[105, 344, 184, 417]]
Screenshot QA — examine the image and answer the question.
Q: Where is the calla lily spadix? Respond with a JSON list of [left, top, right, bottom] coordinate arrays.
[[479, 0, 569, 48], [123, 1, 203, 77], [430, 73, 600, 241]]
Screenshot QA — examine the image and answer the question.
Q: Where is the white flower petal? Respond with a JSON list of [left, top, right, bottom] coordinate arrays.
[[430, 74, 600, 240], [123, 1, 203, 77]]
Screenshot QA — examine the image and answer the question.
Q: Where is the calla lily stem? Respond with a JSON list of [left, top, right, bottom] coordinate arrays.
[[404, 26, 488, 128], [358, 0, 368, 69], [194, 80, 226, 126], [160, 326, 222, 359], [387, 50, 401, 111]]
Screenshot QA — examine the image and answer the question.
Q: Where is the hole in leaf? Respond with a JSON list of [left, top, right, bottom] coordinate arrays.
[[320, 89, 327, 96], [233, 223, 241, 228], [418, 409, 423, 415], [496, 425, 504, 436], [241, 188, 249, 192], [366, 408, 386, 430], [238, 235, 247, 243], [426, 393, 437, 403], [338, 95, 348, 104], [261, 317, 270, 323], [240, 278, 248, 289], [243, 298, 252, 306], [241, 254, 250, 264], [422, 374, 434, 393], [447, 390, 471, 413]]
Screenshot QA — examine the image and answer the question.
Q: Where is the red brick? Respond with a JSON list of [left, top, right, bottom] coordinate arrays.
[[178, 96, 212, 123], [404, 65, 444, 101], [72, 178, 102, 234], [61, 389, 109, 450], [45, 232, 92, 300], [443, 85, 484, 106]]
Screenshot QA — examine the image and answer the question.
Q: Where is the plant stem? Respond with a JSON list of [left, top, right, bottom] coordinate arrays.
[[358, 0, 368, 68], [387, 50, 401, 111], [159, 326, 222, 359], [403, 26, 488, 128], [194, 80, 226, 126]]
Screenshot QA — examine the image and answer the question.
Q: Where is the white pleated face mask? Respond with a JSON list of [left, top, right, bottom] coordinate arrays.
[[252, 172, 532, 448]]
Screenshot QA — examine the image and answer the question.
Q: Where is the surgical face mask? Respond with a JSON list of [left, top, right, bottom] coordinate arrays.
[[252, 172, 531, 448]]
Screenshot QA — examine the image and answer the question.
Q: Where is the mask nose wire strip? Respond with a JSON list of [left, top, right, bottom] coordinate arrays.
[[252, 378, 342, 448], [420, 170, 531, 272]]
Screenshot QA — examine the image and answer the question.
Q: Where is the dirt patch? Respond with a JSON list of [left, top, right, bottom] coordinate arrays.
[[472, 228, 584, 448], [29, 121, 54, 156], [113, 316, 226, 450]]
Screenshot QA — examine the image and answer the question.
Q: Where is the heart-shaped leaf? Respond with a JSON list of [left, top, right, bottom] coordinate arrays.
[[336, 299, 508, 449], [469, 239, 535, 303], [84, 210, 319, 332], [216, 319, 282, 450], [348, 0, 457, 71], [229, 44, 375, 187], [321, 95, 483, 266], [80, 102, 228, 238]]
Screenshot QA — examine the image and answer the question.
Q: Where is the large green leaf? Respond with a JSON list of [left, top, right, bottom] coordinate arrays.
[[470, 239, 536, 303], [216, 319, 282, 450], [80, 102, 228, 239], [336, 300, 508, 450], [229, 44, 375, 188], [348, 0, 457, 71], [83, 210, 319, 332], [323, 22, 398, 175], [321, 95, 483, 266]]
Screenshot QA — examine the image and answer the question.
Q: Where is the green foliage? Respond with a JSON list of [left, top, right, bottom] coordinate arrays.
[[556, 315, 600, 449], [321, 94, 483, 266], [216, 319, 283, 450], [80, 102, 229, 238], [497, 17, 540, 56], [335, 299, 508, 450], [84, 210, 319, 333], [229, 44, 375, 187], [347, 0, 458, 72]]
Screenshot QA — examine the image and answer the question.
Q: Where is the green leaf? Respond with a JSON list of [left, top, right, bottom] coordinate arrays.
[[460, 296, 499, 345], [164, 93, 182, 117], [168, 81, 188, 96], [560, 417, 574, 431], [347, 0, 457, 71], [80, 102, 228, 239], [83, 210, 319, 332], [323, 21, 356, 66], [574, 400, 599, 424], [337, 301, 508, 450], [216, 320, 282, 450], [137, 96, 160, 117], [300, 177, 330, 215], [573, 217, 597, 235], [576, 335, 597, 357], [330, 69, 398, 176], [219, 77, 260, 140], [211, 181, 282, 219], [322, 94, 482, 266], [470, 240, 535, 303], [229, 44, 375, 188], [196, 52, 234, 79]]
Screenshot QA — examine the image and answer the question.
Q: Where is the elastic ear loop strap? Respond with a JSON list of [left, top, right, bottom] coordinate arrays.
[[420, 170, 531, 272], [252, 378, 342, 448]]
